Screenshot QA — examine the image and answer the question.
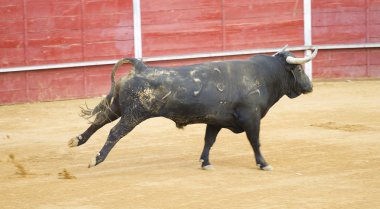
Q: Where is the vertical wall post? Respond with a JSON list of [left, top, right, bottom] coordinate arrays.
[[133, 0, 142, 59], [304, 0, 312, 80]]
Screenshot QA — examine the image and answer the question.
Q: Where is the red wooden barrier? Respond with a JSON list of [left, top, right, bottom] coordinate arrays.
[[0, 0, 379, 104]]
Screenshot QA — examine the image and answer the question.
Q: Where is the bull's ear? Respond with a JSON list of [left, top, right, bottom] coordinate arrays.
[[284, 61, 297, 71]]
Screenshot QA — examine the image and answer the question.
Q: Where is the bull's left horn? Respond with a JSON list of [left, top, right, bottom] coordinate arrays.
[[286, 48, 318, 64], [272, 44, 288, 56]]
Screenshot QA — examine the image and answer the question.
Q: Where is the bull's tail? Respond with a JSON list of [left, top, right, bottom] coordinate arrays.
[[80, 57, 143, 122]]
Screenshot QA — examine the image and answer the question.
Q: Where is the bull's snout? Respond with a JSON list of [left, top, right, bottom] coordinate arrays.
[[303, 82, 313, 94]]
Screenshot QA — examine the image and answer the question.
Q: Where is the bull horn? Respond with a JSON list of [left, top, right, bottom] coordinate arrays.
[[272, 44, 288, 56], [286, 48, 318, 64]]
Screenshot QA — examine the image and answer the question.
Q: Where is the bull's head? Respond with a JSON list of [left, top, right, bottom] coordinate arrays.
[[275, 47, 318, 98]]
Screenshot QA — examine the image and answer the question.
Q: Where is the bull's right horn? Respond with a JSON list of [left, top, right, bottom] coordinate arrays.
[[286, 48, 318, 64]]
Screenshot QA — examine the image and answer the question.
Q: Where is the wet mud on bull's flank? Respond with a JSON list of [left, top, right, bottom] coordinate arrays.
[[1, 80, 379, 209]]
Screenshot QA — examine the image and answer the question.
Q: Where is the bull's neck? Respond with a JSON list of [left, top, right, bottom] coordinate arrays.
[[266, 66, 293, 108]]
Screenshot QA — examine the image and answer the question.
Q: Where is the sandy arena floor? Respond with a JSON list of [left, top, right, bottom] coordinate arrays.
[[0, 80, 379, 209]]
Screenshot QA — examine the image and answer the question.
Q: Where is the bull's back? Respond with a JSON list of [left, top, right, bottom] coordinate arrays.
[[150, 61, 254, 125], [120, 60, 260, 126]]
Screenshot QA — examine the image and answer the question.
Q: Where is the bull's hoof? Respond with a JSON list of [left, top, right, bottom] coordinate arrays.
[[201, 165, 215, 171], [88, 152, 103, 168], [67, 137, 79, 147], [88, 156, 97, 168], [257, 164, 273, 171]]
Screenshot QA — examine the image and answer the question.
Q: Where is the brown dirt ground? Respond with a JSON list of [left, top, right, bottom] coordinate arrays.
[[0, 80, 379, 209]]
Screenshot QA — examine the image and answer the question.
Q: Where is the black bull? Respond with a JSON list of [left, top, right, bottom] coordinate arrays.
[[68, 47, 318, 171]]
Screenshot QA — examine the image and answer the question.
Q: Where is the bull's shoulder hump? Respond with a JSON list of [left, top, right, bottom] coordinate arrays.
[[249, 54, 280, 63], [143, 59, 252, 70]]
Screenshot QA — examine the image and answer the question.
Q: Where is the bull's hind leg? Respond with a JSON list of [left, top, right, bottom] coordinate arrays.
[[199, 125, 221, 170], [88, 114, 147, 167], [68, 102, 120, 147]]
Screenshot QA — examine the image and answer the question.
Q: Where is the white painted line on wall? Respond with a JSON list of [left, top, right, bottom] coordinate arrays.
[[1, 43, 380, 73]]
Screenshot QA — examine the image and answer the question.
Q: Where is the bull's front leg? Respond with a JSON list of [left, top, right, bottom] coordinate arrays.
[[199, 125, 221, 170], [239, 109, 272, 171]]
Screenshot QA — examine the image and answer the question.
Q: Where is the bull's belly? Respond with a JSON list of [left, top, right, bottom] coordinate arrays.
[[161, 103, 243, 132]]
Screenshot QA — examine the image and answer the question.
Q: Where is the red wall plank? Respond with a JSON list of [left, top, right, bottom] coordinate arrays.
[[0, 18, 24, 35], [27, 16, 82, 32], [25, 0, 81, 18], [368, 0, 380, 10], [314, 49, 367, 67], [0, 33, 25, 66], [369, 48, 380, 65], [313, 49, 369, 78], [0, 0, 25, 67], [84, 64, 131, 97], [141, 0, 220, 11], [0, 71, 27, 104], [141, 0, 304, 56], [313, 11, 365, 27], [143, 22, 223, 56], [84, 40, 134, 60], [83, 28, 134, 43], [0, 0, 135, 68], [223, 0, 304, 50], [0, 33, 24, 48], [25, 44, 83, 65], [368, 24, 380, 42], [84, 66, 112, 97], [0, 0, 24, 19], [312, 0, 367, 44], [223, 0, 303, 20], [0, 48, 25, 67], [83, 13, 133, 29], [83, 0, 134, 61], [368, 48, 380, 76], [142, 8, 222, 26], [314, 65, 368, 78], [225, 19, 304, 50], [26, 28, 83, 65], [27, 30, 82, 47], [27, 68, 85, 101], [368, 65, 380, 77], [141, 0, 222, 57], [313, 25, 367, 44], [83, 0, 132, 14], [313, 0, 366, 13], [24, 0, 83, 65]]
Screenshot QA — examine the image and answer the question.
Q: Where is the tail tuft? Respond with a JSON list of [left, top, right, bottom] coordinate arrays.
[[80, 96, 112, 124], [80, 101, 94, 119]]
